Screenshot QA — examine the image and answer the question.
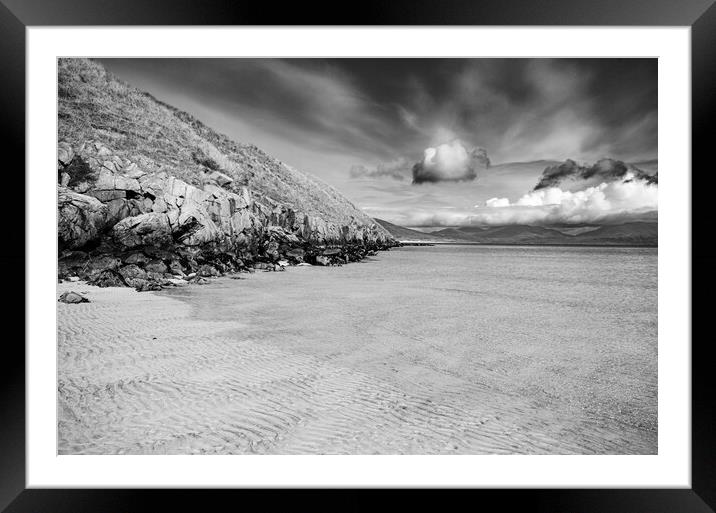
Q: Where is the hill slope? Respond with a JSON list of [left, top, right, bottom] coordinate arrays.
[[57, 59, 394, 288], [396, 222, 657, 246], [374, 219, 449, 242]]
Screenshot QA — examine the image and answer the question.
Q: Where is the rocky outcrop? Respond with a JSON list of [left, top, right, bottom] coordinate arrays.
[[57, 141, 395, 289], [58, 188, 109, 249], [56, 59, 396, 290]]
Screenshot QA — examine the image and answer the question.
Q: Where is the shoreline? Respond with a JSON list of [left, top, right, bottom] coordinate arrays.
[[399, 241, 658, 248]]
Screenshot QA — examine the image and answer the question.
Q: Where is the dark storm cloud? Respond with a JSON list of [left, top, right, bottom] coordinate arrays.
[[534, 158, 658, 191]]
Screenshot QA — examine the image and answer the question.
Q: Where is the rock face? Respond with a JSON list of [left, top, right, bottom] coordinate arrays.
[[57, 59, 396, 289]]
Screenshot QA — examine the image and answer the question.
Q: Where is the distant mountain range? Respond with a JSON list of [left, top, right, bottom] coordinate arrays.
[[375, 219, 657, 247]]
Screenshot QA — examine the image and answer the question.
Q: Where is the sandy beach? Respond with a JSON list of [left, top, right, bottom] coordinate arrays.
[[58, 279, 525, 455], [57, 246, 657, 455]]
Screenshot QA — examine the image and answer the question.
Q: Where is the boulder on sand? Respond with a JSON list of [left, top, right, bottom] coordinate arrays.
[[58, 291, 90, 303]]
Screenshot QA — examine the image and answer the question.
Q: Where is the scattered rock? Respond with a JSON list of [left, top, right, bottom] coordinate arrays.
[[118, 264, 148, 287], [145, 259, 169, 274], [167, 278, 189, 286], [194, 277, 211, 285], [88, 269, 127, 287], [296, 262, 312, 266], [322, 248, 342, 256], [286, 248, 305, 259], [123, 251, 150, 265], [168, 260, 185, 276], [58, 291, 89, 304], [135, 281, 162, 292], [86, 255, 122, 274], [67, 276, 80, 282], [277, 260, 290, 267], [315, 255, 331, 266], [197, 264, 219, 277], [186, 272, 197, 279]]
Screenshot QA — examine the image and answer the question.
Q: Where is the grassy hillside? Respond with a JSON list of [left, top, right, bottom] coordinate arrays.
[[58, 58, 388, 233]]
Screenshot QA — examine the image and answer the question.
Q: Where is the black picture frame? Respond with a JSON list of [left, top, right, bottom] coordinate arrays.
[[2, 1, 713, 511]]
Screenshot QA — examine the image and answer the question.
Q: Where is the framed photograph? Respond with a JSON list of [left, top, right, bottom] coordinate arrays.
[[3, 0, 713, 511]]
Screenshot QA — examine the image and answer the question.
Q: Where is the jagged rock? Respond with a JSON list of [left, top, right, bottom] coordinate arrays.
[[277, 260, 289, 267], [88, 269, 126, 287], [123, 251, 150, 265], [118, 264, 148, 287], [58, 291, 89, 304], [143, 247, 177, 261], [207, 170, 234, 187], [135, 281, 162, 292], [112, 213, 173, 248], [145, 259, 168, 274], [58, 142, 74, 167], [58, 188, 108, 249], [168, 260, 185, 276], [286, 248, 305, 259], [315, 255, 331, 266], [86, 255, 122, 274], [197, 264, 219, 277]]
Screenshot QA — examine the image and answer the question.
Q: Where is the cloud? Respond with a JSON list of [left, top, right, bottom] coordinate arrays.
[[412, 141, 490, 184], [485, 197, 510, 208], [482, 174, 657, 224], [371, 173, 657, 227], [349, 159, 409, 181], [534, 158, 657, 191]]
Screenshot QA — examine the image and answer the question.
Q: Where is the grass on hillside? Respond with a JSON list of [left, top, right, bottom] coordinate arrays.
[[58, 58, 382, 229]]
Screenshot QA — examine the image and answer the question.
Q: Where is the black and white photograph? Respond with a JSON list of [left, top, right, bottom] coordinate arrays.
[[56, 57, 658, 456]]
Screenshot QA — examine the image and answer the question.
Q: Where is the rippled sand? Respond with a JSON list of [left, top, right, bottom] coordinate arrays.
[[58, 246, 657, 454]]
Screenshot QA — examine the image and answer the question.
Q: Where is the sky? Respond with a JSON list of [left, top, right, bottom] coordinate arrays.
[[99, 58, 658, 227]]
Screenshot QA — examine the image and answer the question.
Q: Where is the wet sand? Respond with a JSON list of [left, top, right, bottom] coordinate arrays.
[[58, 246, 657, 454]]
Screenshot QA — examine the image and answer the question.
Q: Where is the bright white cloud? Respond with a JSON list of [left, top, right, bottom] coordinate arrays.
[[373, 176, 657, 227], [482, 175, 657, 224], [484, 197, 511, 208]]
